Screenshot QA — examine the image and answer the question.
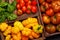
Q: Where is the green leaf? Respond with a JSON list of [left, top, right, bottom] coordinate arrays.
[[7, 13, 17, 21]]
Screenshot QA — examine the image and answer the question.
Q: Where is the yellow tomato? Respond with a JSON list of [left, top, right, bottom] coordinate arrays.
[[5, 35, 11, 40]]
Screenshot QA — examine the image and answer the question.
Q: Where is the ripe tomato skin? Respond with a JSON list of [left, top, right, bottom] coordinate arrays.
[[24, 0, 29, 3], [45, 24, 56, 34], [32, 0, 37, 6], [20, 0, 25, 7], [31, 6, 37, 13], [56, 13, 60, 24], [16, 4, 20, 9], [16, 0, 20, 3], [57, 24, 60, 32], [17, 9, 23, 15], [51, 15, 58, 24], [27, 5, 31, 10], [26, 10, 31, 14], [42, 15, 50, 24], [39, 0, 45, 4], [46, 8, 54, 16], [26, 1, 31, 6], [22, 6, 26, 12]]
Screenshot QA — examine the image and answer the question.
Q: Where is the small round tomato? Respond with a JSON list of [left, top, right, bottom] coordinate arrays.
[[31, 6, 37, 13], [16, 4, 20, 9], [24, 0, 29, 3], [26, 1, 31, 6], [57, 24, 60, 32], [32, 0, 37, 6], [45, 24, 56, 34], [17, 10, 23, 15], [42, 15, 50, 24], [22, 6, 26, 12], [46, 8, 54, 16], [27, 5, 31, 10], [20, 0, 25, 7], [26, 10, 31, 14], [51, 15, 58, 24]]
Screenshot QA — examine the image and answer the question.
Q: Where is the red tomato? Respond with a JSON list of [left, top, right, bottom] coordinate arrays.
[[51, 15, 58, 24], [45, 24, 56, 33], [20, 0, 25, 7], [24, 0, 29, 3], [42, 15, 50, 24], [16, 0, 20, 3], [27, 5, 31, 10], [32, 0, 37, 6], [17, 10, 23, 15], [26, 1, 31, 6], [22, 35, 28, 40], [46, 8, 54, 16], [26, 10, 31, 14], [31, 6, 37, 13], [22, 6, 26, 12], [16, 4, 20, 9]]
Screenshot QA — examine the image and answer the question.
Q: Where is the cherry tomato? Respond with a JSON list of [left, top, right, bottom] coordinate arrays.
[[24, 0, 29, 3], [17, 10, 23, 15], [26, 1, 31, 6], [39, 0, 45, 4], [46, 8, 54, 16], [22, 6, 27, 12], [32, 0, 37, 6], [27, 5, 31, 10], [20, 0, 25, 7], [16, 4, 20, 9], [26, 10, 31, 14], [31, 6, 37, 13]]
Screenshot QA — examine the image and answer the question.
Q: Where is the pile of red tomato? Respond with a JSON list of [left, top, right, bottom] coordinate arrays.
[[16, 0, 37, 15], [39, 0, 60, 34]]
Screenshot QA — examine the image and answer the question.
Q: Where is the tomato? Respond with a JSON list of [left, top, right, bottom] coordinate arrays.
[[40, 5, 45, 12], [57, 24, 60, 32], [27, 5, 31, 10], [52, 1, 60, 12], [22, 6, 26, 12], [51, 15, 58, 24], [46, 0, 53, 3], [26, 1, 31, 6], [16, 0, 20, 3], [42, 2, 50, 9], [42, 15, 50, 24], [31, 6, 37, 13], [17, 10, 23, 15], [20, 0, 25, 7], [39, 0, 45, 4], [16, 4, 20, 9], [24, 0, 29, 3], [32, 0, 37, 6], [56, 13, 60, 24], [46, 8, 54, 16], [21, 35, 28, 40], [26, 10, 31, 14], [45, 24, 56, 34]]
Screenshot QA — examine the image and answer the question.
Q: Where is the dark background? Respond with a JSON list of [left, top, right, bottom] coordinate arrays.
[[45, 34, 60, 40]]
